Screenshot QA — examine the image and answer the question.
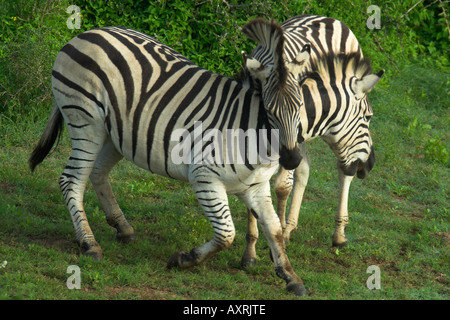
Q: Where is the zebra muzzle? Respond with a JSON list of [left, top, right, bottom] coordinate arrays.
[[356, 146, 375, 179], [279, 145, 302, 170], [356, 161, 369, 179]]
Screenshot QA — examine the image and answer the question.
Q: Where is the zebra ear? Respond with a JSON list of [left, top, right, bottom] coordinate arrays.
[[352, 69, 384, 99], [242, 18, 284, 75], [243, 52, 270, 82], [286, 44, 311, 76]]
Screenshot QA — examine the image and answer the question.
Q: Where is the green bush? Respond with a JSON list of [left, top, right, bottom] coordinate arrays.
[[0, 0, 73, 120], [0, 0, 448, 119], [75, 0, 294, 75]]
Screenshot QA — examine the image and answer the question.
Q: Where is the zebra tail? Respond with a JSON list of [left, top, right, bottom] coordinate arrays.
[[29, 102, 64, 172]]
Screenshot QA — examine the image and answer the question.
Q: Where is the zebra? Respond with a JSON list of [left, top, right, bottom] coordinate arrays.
[[241, 15, 384, 267], [29, 20, 312, 296]]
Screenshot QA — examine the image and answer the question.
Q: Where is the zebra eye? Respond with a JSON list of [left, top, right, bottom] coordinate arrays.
[[364, 115, 372, 122]]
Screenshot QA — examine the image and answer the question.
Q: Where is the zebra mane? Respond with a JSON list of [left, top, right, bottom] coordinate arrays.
[[304, 51, 373, 83], [242, 18, 287, 86]]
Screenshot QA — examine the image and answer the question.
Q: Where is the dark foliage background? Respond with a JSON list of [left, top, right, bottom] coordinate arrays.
[[0, 0, 448, 119]]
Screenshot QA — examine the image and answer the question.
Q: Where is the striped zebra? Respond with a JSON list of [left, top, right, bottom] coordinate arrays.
[[241, 15, 384, 267], [29, 20, 311, 295]]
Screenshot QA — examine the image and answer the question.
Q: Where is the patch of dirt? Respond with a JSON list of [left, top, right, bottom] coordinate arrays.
[[432, 232, 450, 246], [30, 236, 77, 252], [0, 181, 16, 195], [101, 285, 189, 300], [3, 234, 78, 255], [361, 256, 400, 272]]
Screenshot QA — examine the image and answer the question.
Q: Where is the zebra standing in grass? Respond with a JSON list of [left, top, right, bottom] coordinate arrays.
[[241, 15, 384, 267], [29, 20, 312, 296]]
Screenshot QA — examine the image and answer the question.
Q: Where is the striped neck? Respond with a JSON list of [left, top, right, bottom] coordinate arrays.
[[297, 52, 372, 143]]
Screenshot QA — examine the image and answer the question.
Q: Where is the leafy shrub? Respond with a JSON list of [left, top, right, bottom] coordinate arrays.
[[75, 0, 294, 75], [0, 0, 73, 120], [1, 0, 449, 121]]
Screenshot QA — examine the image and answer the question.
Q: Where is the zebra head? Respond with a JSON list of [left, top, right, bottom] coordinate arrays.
[[242, 19, 311, 170], [317, 54, 384, 179]]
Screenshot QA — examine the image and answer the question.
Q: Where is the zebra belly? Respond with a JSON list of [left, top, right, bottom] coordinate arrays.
[[115, 133, 191, 182], [200, 161, 279, 195]]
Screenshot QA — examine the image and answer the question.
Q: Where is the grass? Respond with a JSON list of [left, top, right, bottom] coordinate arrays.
[[0, 0, 448, 300], [0, 63, 448, 300]]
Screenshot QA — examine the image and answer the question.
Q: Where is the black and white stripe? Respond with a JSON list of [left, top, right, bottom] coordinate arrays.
[[241, 15, 384, 266], [29, 22, 311, 296]]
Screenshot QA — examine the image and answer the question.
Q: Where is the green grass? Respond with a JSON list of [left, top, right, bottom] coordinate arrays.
[[0, 65, 448, 300], [0, 0, 448, 300]]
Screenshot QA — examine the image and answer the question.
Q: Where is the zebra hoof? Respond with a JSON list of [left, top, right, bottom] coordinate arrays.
[[332, 238, 348, 248], [117, 232, 136, 244], [332, 241, 348, 248], [167, 251, 190, 269], [115, 225, 135, 243], [80, 240, 103, 261], [241, 257, 257, 269], [83, 246, 103, 261], [332, 233, 348, 248], [286, 282, 308, 296]]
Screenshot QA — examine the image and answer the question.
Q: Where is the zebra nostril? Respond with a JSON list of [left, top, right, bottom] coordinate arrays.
[[357, 161, 363, 171]]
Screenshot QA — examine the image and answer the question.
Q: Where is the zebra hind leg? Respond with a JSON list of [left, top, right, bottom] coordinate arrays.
[[60, 138, 107, 260], [167, 183, 235, 269], [57, 103, 111, 260], [90, 138, 135, 243]]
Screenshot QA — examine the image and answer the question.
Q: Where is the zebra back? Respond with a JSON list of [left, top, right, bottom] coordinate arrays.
[[51, 27, 260, 180], [282, 15, 363, 62]]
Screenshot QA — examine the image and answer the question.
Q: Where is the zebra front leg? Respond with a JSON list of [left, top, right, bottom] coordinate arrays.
[[238, 182, 307, 296], [167, 183, 235, 269], [274, 167, 294, 231], [332, 167, 354, 247], [241, 208, 259, 268], [90, 138, 135, 243], [284, 144, 310, 242]]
